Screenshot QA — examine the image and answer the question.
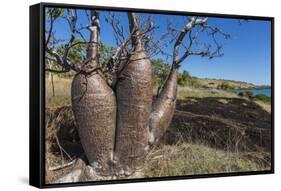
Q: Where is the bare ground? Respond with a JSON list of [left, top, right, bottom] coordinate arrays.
[[45, 96, 272, 183]]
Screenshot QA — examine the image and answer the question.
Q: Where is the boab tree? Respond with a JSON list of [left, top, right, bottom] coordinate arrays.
[[45, 8, 230, 180]]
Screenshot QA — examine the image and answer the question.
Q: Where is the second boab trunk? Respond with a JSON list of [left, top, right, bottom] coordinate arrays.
[[149, 67, 178, 145], [114, 13, 153, 174]]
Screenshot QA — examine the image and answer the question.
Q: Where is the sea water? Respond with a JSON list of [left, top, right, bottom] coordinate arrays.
[[235, 89, 271, 96]]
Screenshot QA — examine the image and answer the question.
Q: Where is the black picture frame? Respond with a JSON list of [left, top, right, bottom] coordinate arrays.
[[30, 2, 275, 189]]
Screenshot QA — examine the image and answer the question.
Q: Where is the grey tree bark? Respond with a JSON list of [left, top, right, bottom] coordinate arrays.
[[71, 11, 117, 175], [114, 13, 153, 174]]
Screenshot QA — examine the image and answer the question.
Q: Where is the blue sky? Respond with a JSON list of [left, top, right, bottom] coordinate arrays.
[[46, 8, 272, 85]]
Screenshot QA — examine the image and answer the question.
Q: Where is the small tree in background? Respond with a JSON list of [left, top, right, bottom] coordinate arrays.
[[218, 82, 234, 91]]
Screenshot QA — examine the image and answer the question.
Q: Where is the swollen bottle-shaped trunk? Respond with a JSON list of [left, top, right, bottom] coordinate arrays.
[[71, 11, 116, 175], [149, 68, 177, 144], [114, 48, 153, 173], [114, 13, 153, 173], [71, 72, 116, 174]]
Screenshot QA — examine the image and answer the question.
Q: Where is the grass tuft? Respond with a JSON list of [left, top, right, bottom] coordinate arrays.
[[145, 143, 264, 177]]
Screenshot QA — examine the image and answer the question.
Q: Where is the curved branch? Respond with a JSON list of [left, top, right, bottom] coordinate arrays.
[[46, 48, 81, 72], [45, 9, 81, 73], [45, 68, 70, 73], [62, 9, 78, 64], [45, 8, 56, 47], [173, 17, 208, 67]]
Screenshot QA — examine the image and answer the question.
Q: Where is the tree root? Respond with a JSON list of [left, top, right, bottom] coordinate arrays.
[[52, 155, 145, 183]]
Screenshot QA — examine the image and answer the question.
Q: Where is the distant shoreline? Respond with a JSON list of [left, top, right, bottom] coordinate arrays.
[[198, 77, 270, 90], [237, 85, 271, 90]]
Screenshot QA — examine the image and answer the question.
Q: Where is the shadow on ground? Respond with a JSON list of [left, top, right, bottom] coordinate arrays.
[[44, 96, 272, 183]]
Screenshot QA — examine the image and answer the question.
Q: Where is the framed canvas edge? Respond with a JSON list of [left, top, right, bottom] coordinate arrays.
[[30, 3, 45, 189]]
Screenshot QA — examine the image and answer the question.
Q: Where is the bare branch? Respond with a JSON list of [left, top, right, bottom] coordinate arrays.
[[62, 9, 78, 63], [173, 17, 208, 67], [45, 8, 82, 73], [105, 31, 133, 79], [170, 16, 231, 68], [45, 68, 70, 73], [46, 48, 81, 72], [45, 8, 57, 47], [105, 13, 126, 45]]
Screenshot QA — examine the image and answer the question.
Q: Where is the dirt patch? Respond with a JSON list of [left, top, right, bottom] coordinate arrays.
[[162, 97, 271, 153]]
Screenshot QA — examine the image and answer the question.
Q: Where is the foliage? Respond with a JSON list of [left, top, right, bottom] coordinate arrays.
[[178, 70, 200, 87], [47, 43, 116, 78], [48, 40, 87, 78], [151, 59, 200, 88], [99, 44, 116, 65], [189, 77, 200, 87], [177, 70, 190, 86], [218, 82, 235, 91], [151, 59, 198, 88], [151, 59, 170, 86], [46, 8, 64, 20], [57, 40, 87, 65], [255, 94, 271, 103]]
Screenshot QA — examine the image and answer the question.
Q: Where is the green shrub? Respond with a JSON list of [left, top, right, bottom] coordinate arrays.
[[255, 94, 271, 103], [177, 71, 200, 87], [151, 59, 170, 87], [218, 82, 234, 91], [189, 76, 200, 87], [177, 70, 190, 86]]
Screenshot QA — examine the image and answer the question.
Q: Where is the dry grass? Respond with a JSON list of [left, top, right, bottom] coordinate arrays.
[[44, 76, 271, 182], [145, 143, 267, 177], [46, 75, 72, 107], [177, 86, 238, 100], [45, 104, 271, 182], [255, 100, 271, 113], [45, 76, 271, 114], [198, 78, 255, 89]]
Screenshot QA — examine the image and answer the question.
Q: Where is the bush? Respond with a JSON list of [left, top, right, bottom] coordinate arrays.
[[255, 94, 271, 103], [189, 76, 200, 87], [218, 82, 234, 91], [177, 70, 190, 86], [177, 71, 200, 87], [238, 91, 254, 99], [151, 59, 170, 87]]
